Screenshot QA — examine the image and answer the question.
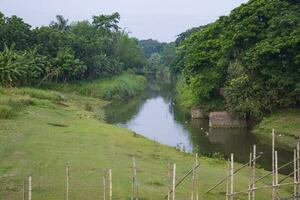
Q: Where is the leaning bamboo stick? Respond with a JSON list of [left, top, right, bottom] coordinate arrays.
[[279, 170, 294, 184], [231, 182, 295, 196], [255, 158, 299, 183], [206, 155, 262, 193], [165, 163, 201, 199]]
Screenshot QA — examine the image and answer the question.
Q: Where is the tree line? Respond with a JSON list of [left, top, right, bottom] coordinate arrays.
[[139, 39, 176, 80], [0, 12, 147, 87], [174, 0, 300, 119]]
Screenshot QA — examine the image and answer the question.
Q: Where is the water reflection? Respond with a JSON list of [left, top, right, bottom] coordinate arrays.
[[105, 81, 293, 172]]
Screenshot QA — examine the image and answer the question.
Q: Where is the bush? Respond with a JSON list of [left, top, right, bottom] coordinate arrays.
[[47, 74, 147, 101], [0, 105, 15, 119]]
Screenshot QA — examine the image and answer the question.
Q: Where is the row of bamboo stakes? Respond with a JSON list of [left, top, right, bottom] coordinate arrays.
[[222, 129, 300, 200], [21, 154, 200, 200], [19, 129, 299, 200]]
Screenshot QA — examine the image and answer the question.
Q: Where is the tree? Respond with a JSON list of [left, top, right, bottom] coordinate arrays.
[[139, 39, 166, 58], [114, 31, 147, 70], [175, 0, 300, 119], [0, 14, 33, 51], [92, 12, 120, 34], [50, 15, 69, 32]]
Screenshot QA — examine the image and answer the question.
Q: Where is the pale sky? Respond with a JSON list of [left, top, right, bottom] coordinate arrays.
[[0, 0, 248, 42]]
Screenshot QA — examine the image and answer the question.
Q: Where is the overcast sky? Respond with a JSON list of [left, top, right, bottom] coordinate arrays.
[[1, 0, 248, 42]]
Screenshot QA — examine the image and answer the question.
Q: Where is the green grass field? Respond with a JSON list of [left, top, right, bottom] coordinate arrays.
[[253, 108, 300, 149], [0, 77, 294, 199]]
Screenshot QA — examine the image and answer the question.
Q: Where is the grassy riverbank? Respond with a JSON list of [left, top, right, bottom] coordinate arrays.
[[253, 108, 300, 149], [0, 77, 293, 199]]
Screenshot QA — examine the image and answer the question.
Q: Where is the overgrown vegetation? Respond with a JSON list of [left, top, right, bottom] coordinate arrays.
[[139, 40, 176, 81], [0, 12, 147, 87], [47, 73, 147, 101], [174, 0, 300, 119]]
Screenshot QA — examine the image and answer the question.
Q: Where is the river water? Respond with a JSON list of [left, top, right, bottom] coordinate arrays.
[[105, 81, 293, 173]]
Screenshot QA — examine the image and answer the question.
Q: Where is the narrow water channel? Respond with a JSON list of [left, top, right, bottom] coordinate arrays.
[[105, 81, 293, 173]]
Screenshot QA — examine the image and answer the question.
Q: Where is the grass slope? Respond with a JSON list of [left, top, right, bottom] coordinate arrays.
[[253, 108, 300, 149], [0, 82, 293, 199]]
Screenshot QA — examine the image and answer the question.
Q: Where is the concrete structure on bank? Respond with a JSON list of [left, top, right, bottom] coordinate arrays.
[[209, 111, 247, 128], [191, 107, 207, 119]]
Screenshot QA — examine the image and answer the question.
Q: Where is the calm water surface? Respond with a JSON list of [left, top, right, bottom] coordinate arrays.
[[105, 82, 293, 173]]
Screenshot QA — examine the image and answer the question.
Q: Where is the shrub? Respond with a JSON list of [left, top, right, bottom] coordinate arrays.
[[0, 105, 15, 119]]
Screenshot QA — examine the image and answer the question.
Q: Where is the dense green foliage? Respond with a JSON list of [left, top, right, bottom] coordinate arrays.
[[139, 39, 166, 58], [139, 40, 176, 81], [175, 0, 300, 119], [0, 12, 147, 87]]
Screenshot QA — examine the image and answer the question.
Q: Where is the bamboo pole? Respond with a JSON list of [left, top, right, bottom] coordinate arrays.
[[297, 142, 300, 199], [66, 164, 70, 200], [294, 150, 297, 200], [165, 163, 200, 199], [28, 176, 32, 200], [230, 153, 234, 200], [248, 153, 252, 200], [226, 159, 230, 200], [172, 163, 176, 200], [195, 153, 199, 200], [103, 170, 106, 200], [109, 169, 112, 200], [252, 145, 256, 200], [272, 129, 275, 200]]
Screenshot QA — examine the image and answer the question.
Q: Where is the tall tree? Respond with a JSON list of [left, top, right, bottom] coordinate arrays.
[[50, 15, 69, 32]]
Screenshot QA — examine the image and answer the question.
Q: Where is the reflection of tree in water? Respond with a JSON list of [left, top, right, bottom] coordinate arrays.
[[105, 77, 175, 124], [104, 94, 146, 124], [146, 77, 175, 101], [106, 78, 293, 173]]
